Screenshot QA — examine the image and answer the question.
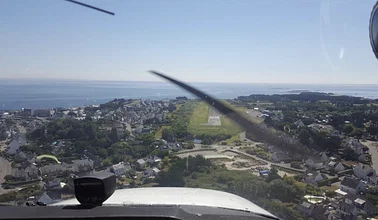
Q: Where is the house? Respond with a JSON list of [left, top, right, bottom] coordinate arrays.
[[39, 164, 67, 176], [337, 202, 358, 219], [334, 162, 345, 172], [45, 180, 62, 190], [52, 141, 65, 154], [12, 164, 39, 181], [37, 192, 62, 205], [294, 120, 305, 128], [353, 163, 376, 181], [39, 159, 94, 176], [297, 201, 314, 216], [308, 205, 327, 220], [327, 161, 345, 172], [71, 159, 94, 172], [37, 193, 53, 205], [146, 155, 162, 165], [271, 152, 291, 163], [306, 156, 324, 169], [110, 162, 131, 176], [33, 109, 52, 117], [6, 134, 27, 155], [343, 193, 377, 215], [359, 198, 378, 215], [343, 138, 369, 156], [84, 151, 101, 166], [344, 193, 377, 215], [305, 172, 327, 185], [152, 167, 160, 176], [319, 152, 328, 162], [324, 210, 341, 220], [142, 168, 154, 179], [340, 177, 365, 195], [136, 159, 146, 170]]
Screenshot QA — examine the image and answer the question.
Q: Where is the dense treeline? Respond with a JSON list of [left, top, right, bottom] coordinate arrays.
[[161, 102, 195, 142], [0, 185, 42, 204], [240, 92, 378, 154], [237, 92, 374, 105], [160, 102, 231, 144], [27, 118, 156, 164]]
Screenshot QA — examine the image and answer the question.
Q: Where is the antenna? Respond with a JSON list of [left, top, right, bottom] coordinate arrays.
[[64, 0, 115, 16]]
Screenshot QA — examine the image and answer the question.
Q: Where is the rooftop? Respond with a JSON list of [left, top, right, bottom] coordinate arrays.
[[341, 177, 361, 189]]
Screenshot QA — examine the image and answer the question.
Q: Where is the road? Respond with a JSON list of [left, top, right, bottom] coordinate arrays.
[[363, 140, 378, 171], [0, 157, 12, 194]]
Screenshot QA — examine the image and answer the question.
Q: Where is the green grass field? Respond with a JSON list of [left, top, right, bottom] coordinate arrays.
[[188, 101, 243, 136], [155, 126, 171, 139]]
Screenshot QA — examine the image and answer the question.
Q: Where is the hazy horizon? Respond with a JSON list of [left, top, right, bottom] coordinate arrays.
[[1, 77, 378, 86], [1, 1, 378, 84]]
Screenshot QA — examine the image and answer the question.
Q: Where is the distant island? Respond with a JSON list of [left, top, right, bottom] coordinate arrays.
[[287, 89, 311, 93]]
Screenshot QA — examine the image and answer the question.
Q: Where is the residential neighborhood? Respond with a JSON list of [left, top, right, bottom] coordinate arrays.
[[1, 93, 378, 219]]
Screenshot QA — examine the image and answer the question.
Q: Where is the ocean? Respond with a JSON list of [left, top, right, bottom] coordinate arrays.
[[0, 79, 378, 110]]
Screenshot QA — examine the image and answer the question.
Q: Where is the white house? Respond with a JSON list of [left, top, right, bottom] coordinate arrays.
[[152, 167, 160, 175], [136, 159, 146, 170], [340, 177, 365, 195], [353, 163, 376, 181], [306, 156, 324, 170], [111, 162, 131, 176]]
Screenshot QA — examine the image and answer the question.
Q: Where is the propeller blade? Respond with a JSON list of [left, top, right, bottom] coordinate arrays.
[[148, 70, 306, 154], [64, 0, 115, 15]]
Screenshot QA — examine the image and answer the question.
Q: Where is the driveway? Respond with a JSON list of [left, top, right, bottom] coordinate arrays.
[[0, 157, 12, 194], [363, 140, 378, 171]]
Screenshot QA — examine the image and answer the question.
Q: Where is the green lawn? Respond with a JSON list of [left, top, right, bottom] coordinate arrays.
[[188, 101, 243, 136], [155, 126, 171, 139], [223, 133, 242, 144]]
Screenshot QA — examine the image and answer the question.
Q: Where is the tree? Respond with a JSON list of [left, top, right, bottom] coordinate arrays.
[[124, 130, 131, 138], [97, 137, 111, 149], [109, 128, 119, 143], [130, 180, 136, 188], [350, 127, 364, 138], [156, 166, 185, 187], [343, 147, 359, 161], [343, 124, 354, 135], [162, 128, 174, 142], [138, 133, 154, 146], [298, 128, 311, 145], [102, 158, 112, 167], [268, 179, 290, 202], [4, 175, 14, 181], [202, 138, 211, 145]]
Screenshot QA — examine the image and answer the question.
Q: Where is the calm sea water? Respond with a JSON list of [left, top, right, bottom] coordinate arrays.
[[0, 79, 377, 110]]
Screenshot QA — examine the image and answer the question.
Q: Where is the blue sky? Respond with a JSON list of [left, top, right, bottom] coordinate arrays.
[[1, 0, 378, 84]]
